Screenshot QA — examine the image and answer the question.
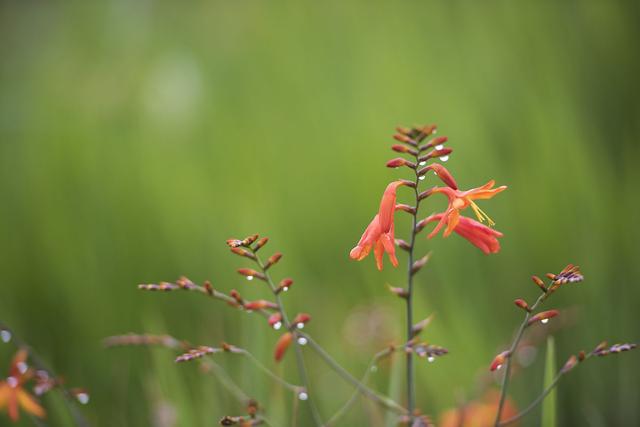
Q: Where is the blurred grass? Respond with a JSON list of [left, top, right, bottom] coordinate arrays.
[[0, 1, 639, 426]]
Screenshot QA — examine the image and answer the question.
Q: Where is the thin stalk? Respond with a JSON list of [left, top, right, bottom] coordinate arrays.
[[237, 349, 302, 393], [324, 347, 395, 426], [405, 174, 420, 419], [498, 372, 562, 426], [251, 252, 324, 427], [494, 291, 547, 425], [302, 333, 407, 415], [0, 322, 90, 427]]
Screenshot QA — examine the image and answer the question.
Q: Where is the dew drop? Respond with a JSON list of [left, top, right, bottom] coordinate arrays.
[[246, 276, 254, 281], [370, 365, 378, 373], [418, 176, 426, 181], [76, 393, 90, 405], [541, 318, 549, 324], [17, 362, 28, 374], [496, 364, 503, 370], [296, 322, 305, 329], [433, 129, 437, 134], [7, 376, 18, 388], [435, 144, 444, 151], [439, 155, 449, 162], [297, 337, 308, 346], [419, 161, 426, 166], [273, 322, 282, 330], [298, 391, 309, 401], [427, 356, 435, 363], [1, 330, 11, 343], [282, 287, 289, 292]]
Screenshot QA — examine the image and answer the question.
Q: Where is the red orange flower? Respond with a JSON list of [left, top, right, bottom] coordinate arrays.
[[423, 214, 503, 254], [428, 180, 506, 238], [350, 181, 406, 270], [0, 350, 46, 422], [439, 389, 518, 427]]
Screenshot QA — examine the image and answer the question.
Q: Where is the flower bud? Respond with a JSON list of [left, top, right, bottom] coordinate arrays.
[[254, 237, 269, 251], [277, 278, 294, 293], [203, 280, 214, 296], [230, 289, 243, 304], [514, 298, 531, 312], [244, 300, 278, 310], [395, 239, 411, 252], [391, 144, 417, 156], [237, 268, 265, 281], [531, 275, 547, 292], [578, 350, 586, 361], [418, 163, 457, 189], [230, 247, 256, 259], [387, 284, 409, 298], [386, 158, 416, 169], [490, 351, 510, 371], [423, 135, 446, 148], [528, 309, 559, 326], [561, 355, 578, 374], [264, 252, 283, 270], [274, 332, 293, 362], [411, 315, 434, 338], [419, 147, 453, 162], [393, 134, 417, 147], [268, 312, 282, 328], [226, 239, 243, 248], [411, 253, 432, 275], [395, 204, 416, 215], [292, 313, 312, 329], [242, 234, 259, 246]]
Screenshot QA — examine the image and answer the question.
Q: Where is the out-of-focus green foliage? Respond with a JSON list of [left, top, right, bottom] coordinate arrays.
[[1, 1, 638, 426]]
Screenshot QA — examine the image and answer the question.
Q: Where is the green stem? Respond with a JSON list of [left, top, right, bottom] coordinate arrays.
[[302, 333, 407, 415], [494, 291, 547, 425], [252, 252, 324, 427]]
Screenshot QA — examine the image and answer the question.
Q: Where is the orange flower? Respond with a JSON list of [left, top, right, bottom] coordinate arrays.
[[423, 214, 503, 254], [0, 350, 45, 422], [439, 389, 518, 427], [350, 181, 406, 270], [427, 180, 506, 238]]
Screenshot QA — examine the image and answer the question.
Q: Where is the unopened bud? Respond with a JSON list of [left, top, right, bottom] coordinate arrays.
[[393, 134, 417, 147], [418, 188, 433, 201], [416, 124, 437, 141], [230, 289, 243, 305], [411, 315, 434, 338], [274, 332, 293, 362], [528, 310, 559, 326], [395, 239, 411, 252], [411, 253, 432, 275], [292, 313, 311, 329], [264, 252, 283, 269], [387, 284, 409, 298], [419, 147, 453, 162], [203, 281, 214, 296], [423, 135, 447, 149], [254, 237, 269, 251], [531, 275, 547, 291], [561, 355, 578, 374], [391, 144, 418, 156], [386, 158, 416, 169], [490, 351, 510, 371], [428, 163, 458, 189], [244, 300, 278, 310], [395, 204, 416, 215], [277, 278, 294, 293], [546, 273, 556, 280], [226, 239, 243, 248], [514, 299, 531, 312], [230, 247, 256, 259], [268, 312, 282, 328], [242, 234, 259, 246], [398, 179, 416, 188], [237, 268, 265, 281], [578, 350, 586, 361]]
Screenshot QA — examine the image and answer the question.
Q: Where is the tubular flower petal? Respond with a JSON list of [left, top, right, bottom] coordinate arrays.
[[430, 180, 507, 234], [350, 181, 406, 270], [0, 350, 46, 422], [424, 214, 503, 254]]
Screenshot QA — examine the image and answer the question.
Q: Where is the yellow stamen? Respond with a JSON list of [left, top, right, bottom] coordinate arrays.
[[469, 200, 496, 227]]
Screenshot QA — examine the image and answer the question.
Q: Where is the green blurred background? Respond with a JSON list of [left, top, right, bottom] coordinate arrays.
[[1, 1, 639, 426]]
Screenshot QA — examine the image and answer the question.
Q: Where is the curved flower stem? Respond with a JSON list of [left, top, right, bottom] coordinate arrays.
[[493, 290, 549, 426], [301, 333, 407, 416], [251, 252, 324, 427], [236, 348, 303, 393], [405, 178, 420, 419], [201, 359, 251, 402], [0, 321, 90, 427], [323, 347, 396, 426]]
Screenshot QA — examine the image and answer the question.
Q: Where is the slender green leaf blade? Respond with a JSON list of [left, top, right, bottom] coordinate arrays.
[[542, 336, 557, 427]]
